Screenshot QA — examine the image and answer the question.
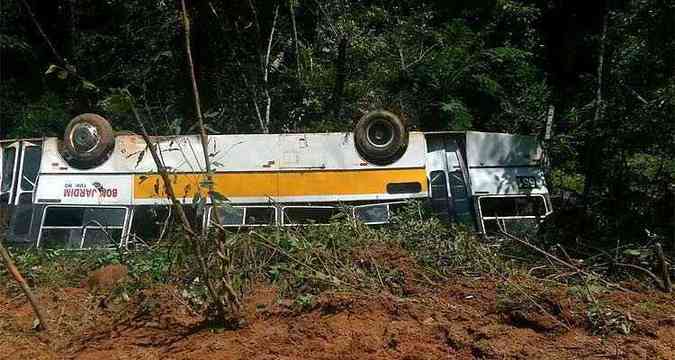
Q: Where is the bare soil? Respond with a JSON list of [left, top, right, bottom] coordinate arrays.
[[1, 251, 674, 359]]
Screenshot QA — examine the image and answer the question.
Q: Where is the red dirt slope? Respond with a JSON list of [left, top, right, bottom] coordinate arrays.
[[1, 276, 674, 360]]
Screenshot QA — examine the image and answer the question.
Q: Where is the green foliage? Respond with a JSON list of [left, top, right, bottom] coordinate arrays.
[[294, 293, 315, 310], [0, 247, 176, 292], [100, 93, 133, 114], [586, 302, 634, 335], [441, 99, 473, 130], [1, 0, 673, 245], [9, 93, 70, 138]]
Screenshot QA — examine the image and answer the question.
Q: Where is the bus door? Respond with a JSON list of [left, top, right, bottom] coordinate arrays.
[[426, 136, 452, 221], [5, 141, 43, 244], [14, 141, 42, 205], [425, 135, 474, 228]]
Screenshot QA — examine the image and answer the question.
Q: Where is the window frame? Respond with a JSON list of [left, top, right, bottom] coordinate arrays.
[[0, 142, 19, 203], [126, 205, 173, 247], [37, 205, 130, 249], [352, 201, 407, 225], [476, 194, 551, 233], [15, 142, 41, 205], [281, 205, 344, 226], [386, 182, 423, 194], [208, 205, 278, 228]]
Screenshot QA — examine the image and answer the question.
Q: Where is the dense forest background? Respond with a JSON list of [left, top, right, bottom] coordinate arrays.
[[0, 0, 673, 244]]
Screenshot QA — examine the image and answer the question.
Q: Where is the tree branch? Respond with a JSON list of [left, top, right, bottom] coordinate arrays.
[[180, 0, 212, 176], [0, 241, 49, 332], [289, 0, 302, 80], [19, 0, 86, 83], [582, 8, 609, 205], [614, 262, 665, 290], [19, 0, 65, 66], [261, 4, 280, 133], [498, 228, 634, 293], [181, 1, 246, 321], [263, 4, 279, 85]]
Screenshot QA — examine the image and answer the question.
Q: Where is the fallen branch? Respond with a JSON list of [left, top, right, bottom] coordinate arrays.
[[498, 230, 634, 293], [249, 231, 336, 280], [0, 241, 49, 332], [614, 262, 665, 290], [473, 239, 572, 331], [368, 254, 385, 288], [244, 230, 355, 288]]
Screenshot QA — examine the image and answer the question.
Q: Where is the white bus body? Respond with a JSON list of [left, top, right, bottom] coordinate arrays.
[[1, 122, 551, 249]]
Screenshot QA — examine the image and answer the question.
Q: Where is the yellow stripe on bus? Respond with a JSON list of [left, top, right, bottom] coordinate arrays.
[[133, 168, 427, 199]]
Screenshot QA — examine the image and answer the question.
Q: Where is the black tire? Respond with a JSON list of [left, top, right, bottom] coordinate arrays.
[[62, 113, 115, 169], [354, 110, 408, 165]]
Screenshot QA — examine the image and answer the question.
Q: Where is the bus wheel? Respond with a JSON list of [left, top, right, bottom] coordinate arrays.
[[62, 113, 115, 169], [354, 110, 408, 165]]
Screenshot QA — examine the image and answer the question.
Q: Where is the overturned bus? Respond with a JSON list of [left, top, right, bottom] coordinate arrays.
[[0, 111, 551, 249]]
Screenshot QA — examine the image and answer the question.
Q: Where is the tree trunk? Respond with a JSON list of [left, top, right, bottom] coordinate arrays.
[[261, 4, 279, 133], [582, 8, 609, 206], [66, 0, 77, 60], [289, 0, 302, 81], [180, 0, 212, 177], [332, 36, 348, 120], [180, 0, 243, 321], [181, 0, 246, 321]]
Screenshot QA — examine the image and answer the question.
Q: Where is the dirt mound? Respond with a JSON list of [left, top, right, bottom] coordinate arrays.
[[80, 264, 129, 292], [2, 257, 675, 359], [63, 278, 675, 359]]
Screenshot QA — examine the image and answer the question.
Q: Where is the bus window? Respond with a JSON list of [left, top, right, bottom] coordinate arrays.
[[43, 207, 85, 226], [41, 228, 83, 249], [283, 206, 341, 225], [9, 205, 33, 237], [429, 170, 450, 219], [83, 228, 124, 249], [478, 195, 549, 235], [245, 207, 275, 225], [479, 196, 546, 218], [18, 193, 32, 204], [129, 206, 171, 242], [213, 206, 245, 226], [211, 206, 276, 227], [83, 207, 126, 226], [354, 204, 388, 224], [39, 206, 127, 249], [448, 170, 474, 227], [386, 182, 422, 194], [354, 201, 413, 224], [1, 147, 16, 203], [20, 146, 41, 191]]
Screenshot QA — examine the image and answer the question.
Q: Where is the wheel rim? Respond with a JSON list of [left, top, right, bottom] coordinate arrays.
[[70, 123, 101, 153], [366, 119, 395, 148]]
